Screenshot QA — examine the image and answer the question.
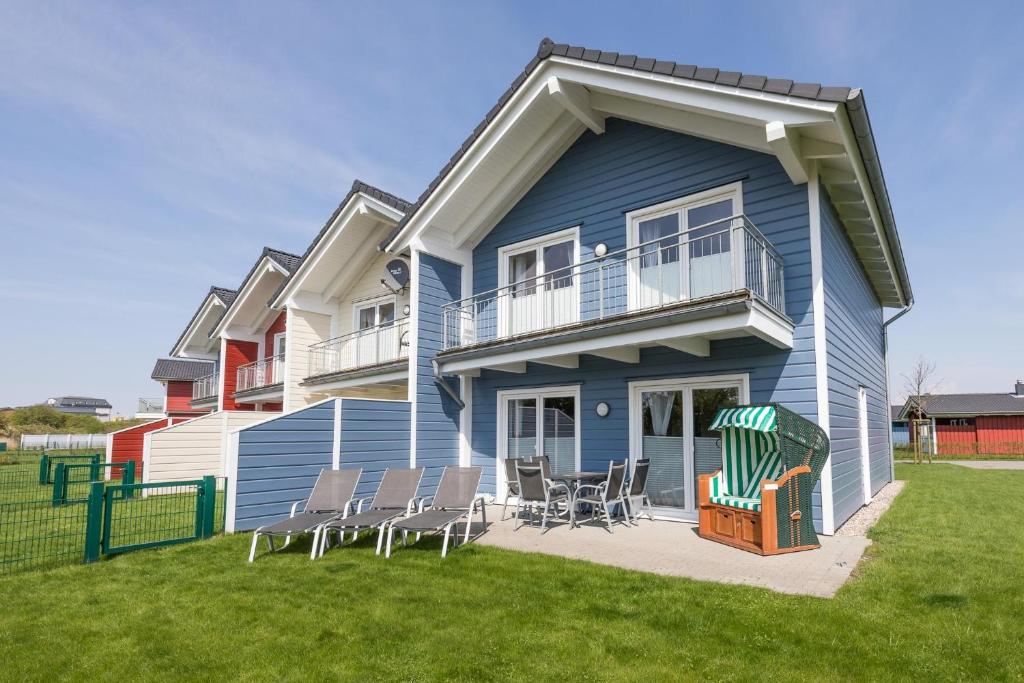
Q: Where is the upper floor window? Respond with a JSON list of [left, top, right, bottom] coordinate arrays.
[[627, 182, 743, 307], [497, 227, 580, 336], [355, 296, 396, 330]]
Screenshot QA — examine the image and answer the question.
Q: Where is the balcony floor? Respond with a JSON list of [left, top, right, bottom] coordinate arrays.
[[438, 291, 792, 375], [232, 383, 284, 404]]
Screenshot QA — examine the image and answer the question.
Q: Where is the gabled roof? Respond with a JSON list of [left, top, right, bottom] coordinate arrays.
[[891, 405, 905, 421], [900, 393, 1024, 419], [151, 358, 216, 382], [381, 37, 911, 307], [168, 286, 237, 356], [209, 247, 302, 337], [272, 180, 411, 307]]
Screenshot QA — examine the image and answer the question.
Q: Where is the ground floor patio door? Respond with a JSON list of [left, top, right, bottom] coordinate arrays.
[[629, 375, 747, 520], [496, 385, 581, 497]]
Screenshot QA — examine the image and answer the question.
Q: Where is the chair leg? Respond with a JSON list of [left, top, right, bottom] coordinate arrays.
[[375, 523, 387, 555], [501, 492, 510, 521], [309, 527, 321, 560], [248, 531, 261, 563], [463, 511, 473, 545], [385, 525, 395, 558], [604, 504, 614, 533], [442, 524, 452, 558], [267, 536, 276, 552]]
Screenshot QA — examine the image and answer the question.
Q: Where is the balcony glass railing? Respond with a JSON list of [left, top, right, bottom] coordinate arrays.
[[442, 215, 784, 351], [137, 397, 165, 414], [192, 373, 219, 401], [236, 354, 285, 393], [307, 317, 410, 378]]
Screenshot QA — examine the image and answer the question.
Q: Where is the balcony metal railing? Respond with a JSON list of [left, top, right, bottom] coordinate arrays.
[[442, 215, 784, 351], [236, 354, 286, 393], [192, 372, 219, 401], [307, 317, 410, 379], [136, 397, 165, 414]]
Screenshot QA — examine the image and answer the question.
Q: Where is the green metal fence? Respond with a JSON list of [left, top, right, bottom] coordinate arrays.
[[0, 450, 225, 575], [38, 452, 102, 484]]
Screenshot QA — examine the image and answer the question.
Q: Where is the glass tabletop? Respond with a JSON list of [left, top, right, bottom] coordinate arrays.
[[553, 471, 607, 481]]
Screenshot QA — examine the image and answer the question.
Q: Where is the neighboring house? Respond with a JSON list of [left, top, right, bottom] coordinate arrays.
[[147, 358, 219, 418], [46, 396, 113, 421], [269, 180, 413, 410], [168, 285, 237, 412], [891, 405, 909, 446], [206, 247, 302, 412], [226, 38, 913, 537], [897, 381, 1024, 455]]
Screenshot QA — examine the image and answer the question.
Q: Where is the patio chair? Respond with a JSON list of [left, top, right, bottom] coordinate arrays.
[[500, 458, 524, 521], [697, 403, 829, 555], [384, 466, 485, 558], [247, 468, 361, 562], [317, 467, 424, 557], [570, 460, 628, 533], [624, 459, 653, 524], [512, 462, 573, 532]]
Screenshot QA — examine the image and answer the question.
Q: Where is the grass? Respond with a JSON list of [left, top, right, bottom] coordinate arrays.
[[1, 464, 1023, 681]]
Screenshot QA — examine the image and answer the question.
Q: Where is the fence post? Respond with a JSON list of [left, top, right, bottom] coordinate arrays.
[[83, 482, 105, 563], [52, 463, 66, 506], [200, 476, 217, 538], [123, 461, 136, 497], [38, 453, 49, 485]]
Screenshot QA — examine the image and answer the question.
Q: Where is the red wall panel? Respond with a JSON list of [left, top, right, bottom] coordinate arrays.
[[110, 418, 184, 477], [165, 380, 213, 416], [222, 339, 259, 411], [976, 416, 1024, 455], [264, 311, 287, 359]]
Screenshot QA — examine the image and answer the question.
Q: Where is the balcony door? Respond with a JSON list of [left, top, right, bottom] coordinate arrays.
[[271, 332, 286, 384], [496, 386, 580, 497], [498, 228, 579, 339], [354, 297, 395, 367], [629, 375, 747, 519], [627, 183, 742, 311]]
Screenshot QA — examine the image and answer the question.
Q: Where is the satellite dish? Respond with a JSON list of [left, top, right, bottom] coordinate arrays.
[[382, 258, 410, 293]]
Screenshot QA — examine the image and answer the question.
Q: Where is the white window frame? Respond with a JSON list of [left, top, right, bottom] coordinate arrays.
[[496, 226, 580, 339], [625, 182, 744, 310], [496, 384, 582, 497], [272, 331, 287, 358], [352, 294, 397, 331], [627, 373, 749, 520], [859, 386, 872, 505]]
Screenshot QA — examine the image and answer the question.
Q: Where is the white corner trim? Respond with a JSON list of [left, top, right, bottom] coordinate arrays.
[[141, 432, 152, 485], [225, 429, 240, 533], [407, 249, 421, 468], [808, 163, 835, 535], [332, 398, 342, 470]]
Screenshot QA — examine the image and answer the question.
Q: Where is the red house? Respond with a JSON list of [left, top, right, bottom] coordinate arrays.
[[898, 381, 1024, 455]]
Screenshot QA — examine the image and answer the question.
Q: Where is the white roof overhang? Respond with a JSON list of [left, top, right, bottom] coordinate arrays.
[[210, 257, 288, 340]]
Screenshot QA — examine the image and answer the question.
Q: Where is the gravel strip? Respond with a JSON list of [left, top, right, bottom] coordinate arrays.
[[835, 480, 905, 537]]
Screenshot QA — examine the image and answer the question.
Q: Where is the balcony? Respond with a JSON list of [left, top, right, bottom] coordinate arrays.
[[135, 397, 165, 418], [439, 216, 792, 374], [236, 354, 285, 398], [305, 318, 410, 388], [191, 372, 219, 406]]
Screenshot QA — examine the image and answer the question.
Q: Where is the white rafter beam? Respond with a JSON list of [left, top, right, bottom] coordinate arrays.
[[766, 121, 808, 184], [658, 337, 710, 357], [819, 167, 858, 185], [801, 138, 846, 160], [585, 347, 640, 364], [533, 354, 579, 369], [486, 362, 528, 374], [546, 76, 605, 134]]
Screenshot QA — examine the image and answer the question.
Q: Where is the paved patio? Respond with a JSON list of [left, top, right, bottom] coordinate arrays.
[[475, 505, 871, 598]]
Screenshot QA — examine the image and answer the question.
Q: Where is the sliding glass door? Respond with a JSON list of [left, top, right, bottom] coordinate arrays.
[[630, 376, 745, 519], [498, 387, 580, 496]]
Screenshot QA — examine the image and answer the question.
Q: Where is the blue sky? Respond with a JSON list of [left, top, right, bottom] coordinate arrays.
[[1, 1, 1022, 416]]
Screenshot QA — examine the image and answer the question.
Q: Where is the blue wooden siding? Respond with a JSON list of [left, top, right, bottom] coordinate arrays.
[[339, 399, 412, 500], [821, 189, 891, 528], [234, 402, 335, 531], [892, 422, 909, 446], [416, 254, 463, 494], [469, 119, 825, 528]]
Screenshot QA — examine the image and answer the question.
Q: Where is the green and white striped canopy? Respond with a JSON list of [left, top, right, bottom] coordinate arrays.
[[709, 405, 777, 433]]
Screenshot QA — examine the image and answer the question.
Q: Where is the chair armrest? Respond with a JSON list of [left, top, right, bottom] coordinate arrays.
[[352, 496, 375, 514], [768, 465, 812, 489], [416, 496, 434, 513], [289, 499, 308, 518], [572, 483, 605, 501]]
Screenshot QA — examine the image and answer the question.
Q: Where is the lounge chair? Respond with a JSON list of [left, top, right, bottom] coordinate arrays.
[[316, 467, 424, 557], [624, 459, 653, 524], [513, 462, 572, 532], [571, 460, 628, 532], [247, 468, 361, 562], [500, 458, 524, 521], [384, 466, 485, 558]]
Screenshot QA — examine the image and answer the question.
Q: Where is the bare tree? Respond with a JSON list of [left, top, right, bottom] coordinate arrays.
[[902, 357, 940, 416]]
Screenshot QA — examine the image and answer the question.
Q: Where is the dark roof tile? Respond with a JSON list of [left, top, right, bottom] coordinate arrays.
[[763, 78, 795, 94], [693, 67, 719, 82], [580, 48, 601, 62], [905, 393, 1024, 417], [818, 85, 853, 102], [672, 64, 697, 79], [615, 54, 637, 68], [566, 45, 585, 59], [790, 82, 822, 99], [652, 60, 675, 75], [168, 285, 236, 356], [738, 74, 767, 90], [715, 70, 742, 86], [151, 358, 216, 382], [597, 51, 618, 65], [634, 57, 656, 72]]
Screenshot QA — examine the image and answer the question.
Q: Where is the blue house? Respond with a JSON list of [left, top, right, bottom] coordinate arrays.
[[227, 38, 912, 537]]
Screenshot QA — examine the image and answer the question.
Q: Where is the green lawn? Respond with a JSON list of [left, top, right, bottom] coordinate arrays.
[[1, 464, 1022, 681]]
